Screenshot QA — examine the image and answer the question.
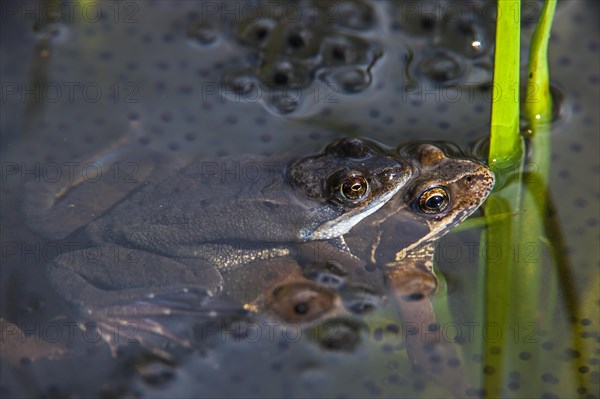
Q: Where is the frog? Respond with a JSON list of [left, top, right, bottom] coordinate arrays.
[[222, 140, 495, 362], [226, 143, 494, 393], [341, 142, 495, 395], [344, 142, 495, 296], [24, 137, 412, 345], [134, 141, 494, 355]]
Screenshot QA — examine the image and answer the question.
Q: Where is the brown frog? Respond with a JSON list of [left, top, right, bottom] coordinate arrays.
[[343, 142, 494, 395], [24, 137, 412, 348], [345, 142, 495, 296], [231, 143, 494, 393]]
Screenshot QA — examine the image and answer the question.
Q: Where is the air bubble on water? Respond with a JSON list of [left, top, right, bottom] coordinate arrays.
[[187, 22, 219, 47]]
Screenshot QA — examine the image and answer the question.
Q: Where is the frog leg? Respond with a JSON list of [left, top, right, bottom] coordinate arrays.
[[48, 245, 225, 350], [384, 244, 469, 396]]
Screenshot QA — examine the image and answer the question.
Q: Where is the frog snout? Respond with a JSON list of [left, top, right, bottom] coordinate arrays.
[[464, 165, 495, 195]]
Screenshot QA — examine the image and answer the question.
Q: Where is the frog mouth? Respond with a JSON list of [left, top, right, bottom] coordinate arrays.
[[300, 182, 404, 241]]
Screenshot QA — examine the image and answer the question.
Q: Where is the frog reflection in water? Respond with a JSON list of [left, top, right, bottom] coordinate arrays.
[[26, 138, 411, 339]]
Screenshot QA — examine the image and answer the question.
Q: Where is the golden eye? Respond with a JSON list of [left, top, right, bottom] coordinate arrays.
[[340, 175, 369, 200], [418, 187, 449, 214]]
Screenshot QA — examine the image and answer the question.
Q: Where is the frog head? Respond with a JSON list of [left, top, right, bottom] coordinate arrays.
[[288, 137, 413, 241], [345, 143, 495, 266]]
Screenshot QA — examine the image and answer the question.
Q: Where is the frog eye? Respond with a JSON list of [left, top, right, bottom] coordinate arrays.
[[418, 187, 450, 214], [340, 174, 369, 201]]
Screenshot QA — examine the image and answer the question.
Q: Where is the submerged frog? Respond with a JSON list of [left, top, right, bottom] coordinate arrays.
[[25, 138, 411, 335]]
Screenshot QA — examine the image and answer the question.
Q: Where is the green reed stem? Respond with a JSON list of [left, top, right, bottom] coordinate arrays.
[[483, 0, 523, 395], [483, 0, 565, 396], [488, 1, 523, 175]]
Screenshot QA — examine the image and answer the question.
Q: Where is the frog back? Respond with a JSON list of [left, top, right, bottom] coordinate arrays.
[[87, 154, 333, 255]]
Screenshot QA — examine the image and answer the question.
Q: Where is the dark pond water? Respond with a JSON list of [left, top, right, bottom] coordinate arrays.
[[1, 1, 598, 398]]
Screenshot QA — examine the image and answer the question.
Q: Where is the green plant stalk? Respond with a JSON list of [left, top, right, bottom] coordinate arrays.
[[488, 1, 523, 174], [483, 0, 566, 396], [483, 0, 523, 395]]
